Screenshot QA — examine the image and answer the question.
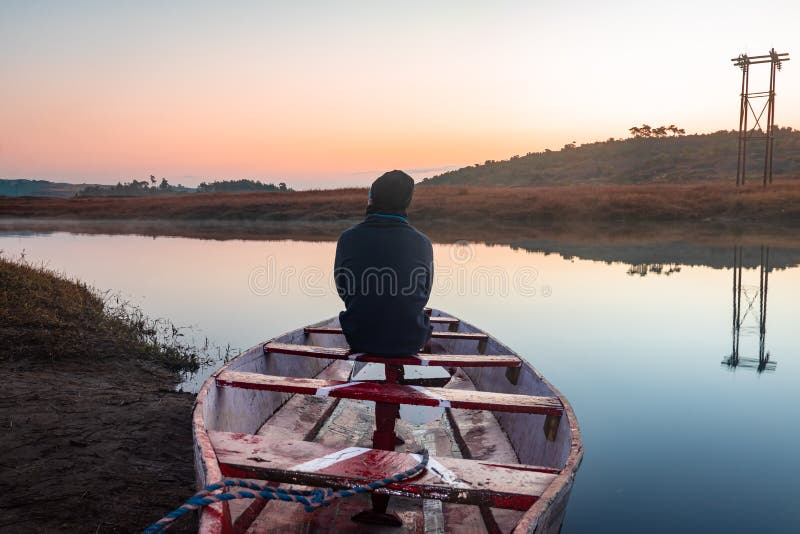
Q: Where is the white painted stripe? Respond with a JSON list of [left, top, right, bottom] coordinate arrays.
[[408, 385, 451, 408], [411, 454, 470, 489], [347, 352, 365, 360], [315, 381, 363, 397], [291, 447, 370, 473]]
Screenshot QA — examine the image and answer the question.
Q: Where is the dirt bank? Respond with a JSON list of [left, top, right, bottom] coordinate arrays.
[[0, 359, 197, 533], [0, 258, 201, 533]]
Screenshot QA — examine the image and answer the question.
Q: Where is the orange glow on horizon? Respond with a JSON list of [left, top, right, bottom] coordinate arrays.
[[1, 2, 799, 187]]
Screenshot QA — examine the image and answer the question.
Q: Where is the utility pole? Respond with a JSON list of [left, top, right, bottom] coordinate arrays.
[[732, 49, 789, 186]]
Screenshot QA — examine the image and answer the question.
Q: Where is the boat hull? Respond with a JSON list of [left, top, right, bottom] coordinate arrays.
[[193, 310, 582, 533]]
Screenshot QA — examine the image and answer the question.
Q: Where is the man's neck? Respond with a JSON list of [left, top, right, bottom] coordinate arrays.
[[367, 213, 408, 223]]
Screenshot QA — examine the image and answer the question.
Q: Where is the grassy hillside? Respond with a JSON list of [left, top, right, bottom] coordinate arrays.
[[424, 128, 800, 186]]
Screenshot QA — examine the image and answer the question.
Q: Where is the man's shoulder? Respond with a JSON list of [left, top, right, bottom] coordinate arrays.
[[406, 224, 432, 247], [338, 220, 431, 247], [337, 222, 364, 242]]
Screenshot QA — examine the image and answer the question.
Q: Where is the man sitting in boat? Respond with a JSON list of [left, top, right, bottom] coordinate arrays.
[[334, 170, 433, 356]]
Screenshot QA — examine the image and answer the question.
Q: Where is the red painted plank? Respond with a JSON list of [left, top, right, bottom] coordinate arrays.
[[264, 343, 350, 358], [208, 431, 556, 511], [304, 326, 488, 341], [263, 342, 521, 368], [430, 331, 488, 341], [430, 317, 459, 324], [216, 372, 563, 416]]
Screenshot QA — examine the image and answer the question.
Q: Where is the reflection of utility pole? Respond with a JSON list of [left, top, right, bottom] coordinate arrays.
[[724, 246, 775, 372]]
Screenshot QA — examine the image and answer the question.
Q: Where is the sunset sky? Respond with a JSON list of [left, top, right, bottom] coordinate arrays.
[[1, 1, 799, 189]]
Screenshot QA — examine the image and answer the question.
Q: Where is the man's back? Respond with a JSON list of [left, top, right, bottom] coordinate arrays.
[[334, 171, 433, 356]]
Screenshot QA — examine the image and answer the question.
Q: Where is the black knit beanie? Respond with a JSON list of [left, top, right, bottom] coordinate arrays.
[[366, 170, 414, 218]]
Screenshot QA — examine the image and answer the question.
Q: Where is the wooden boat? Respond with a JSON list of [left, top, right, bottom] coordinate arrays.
[[193, 309, 582, 533]]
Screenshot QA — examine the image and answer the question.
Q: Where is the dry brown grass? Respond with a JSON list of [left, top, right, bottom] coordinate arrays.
[[0, 256, 203, 371], [3, 181, 800, 227]]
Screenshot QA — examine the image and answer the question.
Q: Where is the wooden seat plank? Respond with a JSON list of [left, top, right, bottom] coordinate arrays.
[[432, 331, 487, 341], [304, 326, 488, 341], [430, 317, 459, 324], [216, 372, 563, 416], [208, 430, 556, 511], [264, 342, 521, 368]]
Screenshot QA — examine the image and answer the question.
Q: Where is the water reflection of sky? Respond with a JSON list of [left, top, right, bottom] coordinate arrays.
[[2, 232, 798, 533]]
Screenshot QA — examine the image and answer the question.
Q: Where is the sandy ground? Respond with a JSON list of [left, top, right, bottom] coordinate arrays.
[[0, 357, 198, 533]]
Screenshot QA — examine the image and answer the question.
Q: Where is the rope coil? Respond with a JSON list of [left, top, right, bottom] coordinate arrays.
[[144, 449, 429, 533]]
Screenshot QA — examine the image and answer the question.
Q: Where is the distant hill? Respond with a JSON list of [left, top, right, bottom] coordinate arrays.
[[0, 179, 95, 198], [423, 128, 800, 186], [1, 177, 290, 198]]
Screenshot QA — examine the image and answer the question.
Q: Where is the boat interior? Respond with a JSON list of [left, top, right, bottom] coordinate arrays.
[[194, 309, 581, 533]]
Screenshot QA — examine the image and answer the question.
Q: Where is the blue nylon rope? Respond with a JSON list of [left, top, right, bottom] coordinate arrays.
[[143, 449, 429, 533]]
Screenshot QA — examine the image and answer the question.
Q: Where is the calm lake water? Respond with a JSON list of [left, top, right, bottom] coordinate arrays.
[[2, 229, 799, 533]]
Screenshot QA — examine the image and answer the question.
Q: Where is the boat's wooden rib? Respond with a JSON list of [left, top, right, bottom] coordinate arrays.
[[304, 326, 489, 342], [264, 342, 521, 368], [209, 430, 557, 511], [445, 368, 532, 532], [216, 371, 564, 416]]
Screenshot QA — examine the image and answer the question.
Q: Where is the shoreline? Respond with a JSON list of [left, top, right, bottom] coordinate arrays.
[[1, 258, 200, 533], [2, 181, 800, 228]]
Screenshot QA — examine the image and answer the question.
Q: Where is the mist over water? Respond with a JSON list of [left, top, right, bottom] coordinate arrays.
[[2, 230, 798, 533]]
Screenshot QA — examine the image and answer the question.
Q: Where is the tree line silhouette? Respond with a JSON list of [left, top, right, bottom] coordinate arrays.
[[77, 175, 191, 197], [77, 176, 291, 197], [197, 179, 289, 193]]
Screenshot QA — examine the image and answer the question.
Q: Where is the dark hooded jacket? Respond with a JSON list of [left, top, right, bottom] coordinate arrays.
[[334, 171, 433, 355]]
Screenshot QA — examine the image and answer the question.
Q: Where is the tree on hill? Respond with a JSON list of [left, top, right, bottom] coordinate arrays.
[[667, 125, 686, 136], [630, 124, 686, 139]]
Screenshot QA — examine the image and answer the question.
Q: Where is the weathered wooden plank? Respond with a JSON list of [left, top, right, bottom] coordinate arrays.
[[209, 431, 556, 511], [257, 360, 353, 440], [430, 317, 459, 325], [216, 372, 563, 416], [433, 331, 487, 341], [445, 370, 551, 533], [241, 364, 364, 533], [304, 327, 488, 342], [247, 492, 424, 533], [264, 342, 521, 368], [266, 342, 350, 357]]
